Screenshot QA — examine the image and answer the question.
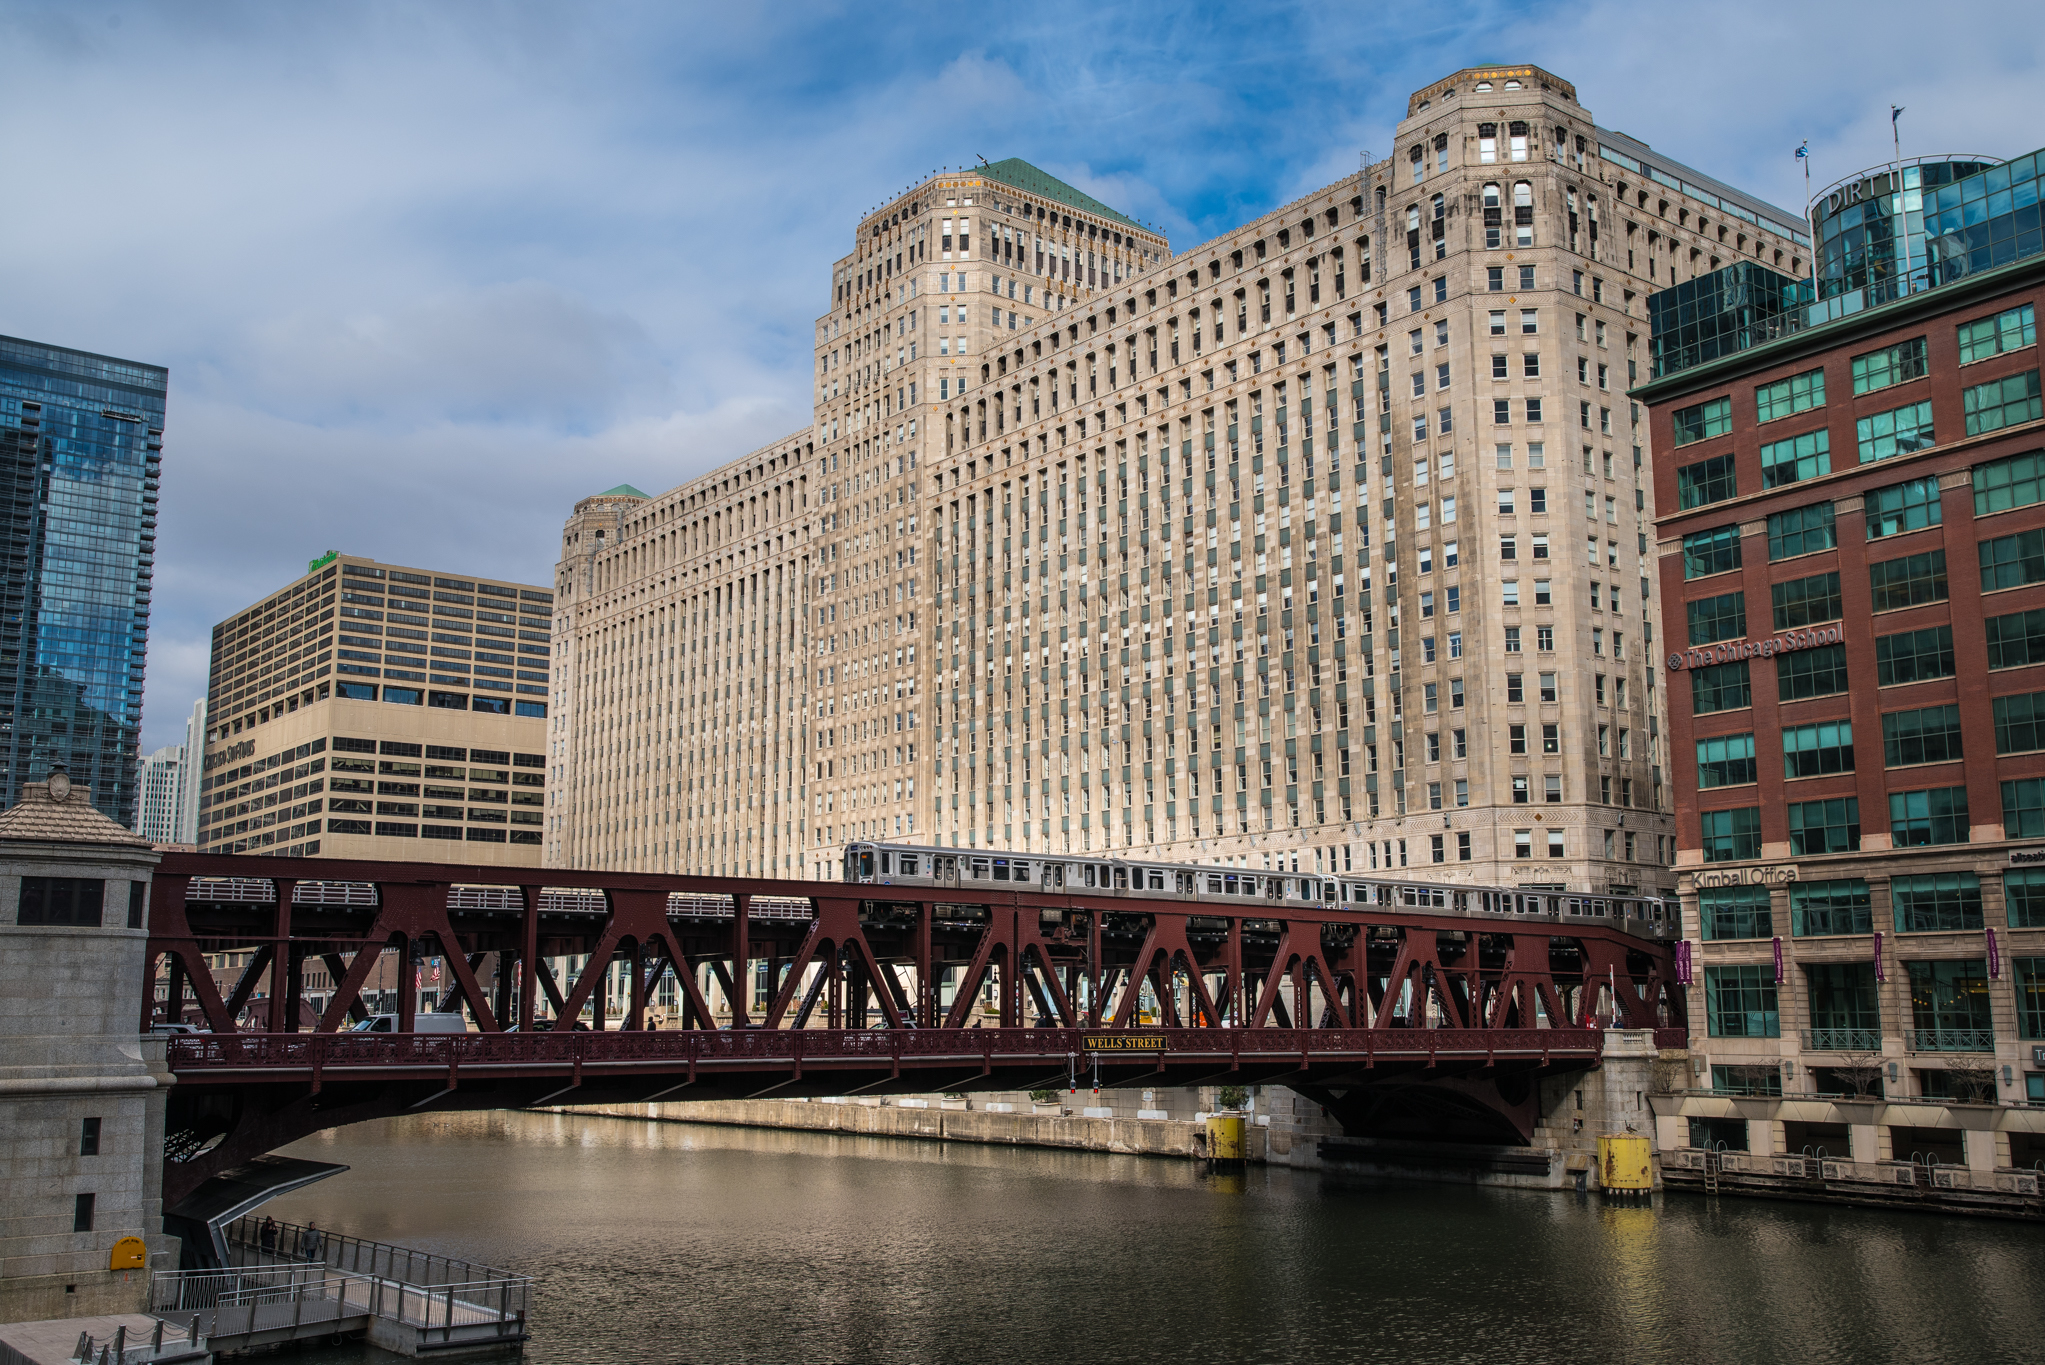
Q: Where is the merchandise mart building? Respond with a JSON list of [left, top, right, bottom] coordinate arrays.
[[555, 64, 1812, 896], [1643, 147, 2045, 1142], [197, 554, 553, 866]]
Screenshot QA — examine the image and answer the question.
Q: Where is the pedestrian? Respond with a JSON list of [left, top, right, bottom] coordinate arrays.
[[258, 1216, 278, 1256], [300, 1222, 324, 1263]]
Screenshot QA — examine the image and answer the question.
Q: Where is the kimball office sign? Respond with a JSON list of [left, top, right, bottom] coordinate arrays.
[[1666, 624, 1843, 672]]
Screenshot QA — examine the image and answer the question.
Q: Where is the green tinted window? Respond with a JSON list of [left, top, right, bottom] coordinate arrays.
[[1700, 806, 1761, 862], [1791, 878, 1872, 935], [1958, 303, 2036, 364], [1787, 797, 1860, 855], [1869, 549, 1947, 611], [1682, 525, 1741, 579], [1882, 704, 1963, 767], [1980, 527, 2045, 591], [1866, 477, 1943, 538], [1874, 625, 1954, 686], [2005, 868, 2045, 929], [1687, 592, 1746, 645], [1778, 644, 1850, 701], [1696, 732, 1756, 788], [1705, 965, 1778, 1037], [2017, 957, 2045, 1037], [2006, 778, 2045, 839], [1994, 691, 2045, 754], [1972, 449, 2045, 516], [1678, 453, 1737, 509], [1851, 336, 1927, 394], [1963, 369, 2042, 436], [1771, 571, 1841, 630], [1760, 429, 1831, 487], [1757, 368, 1825, 422], [1673, 395, 1732, 446], [1891, 871, 1982, 931], [1889, 786, 1970, 847], [1700, 885, 1771, 940], [1857, 400, 1935, 463], [1767, 502, 1836, 560], [1783, 720, 1853, 777], [1986, 608, 2045, 670], [1691, 660, 1751, 714]]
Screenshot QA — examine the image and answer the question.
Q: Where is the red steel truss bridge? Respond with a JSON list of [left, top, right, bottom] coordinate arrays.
[[147, 853, 1685, 1203]]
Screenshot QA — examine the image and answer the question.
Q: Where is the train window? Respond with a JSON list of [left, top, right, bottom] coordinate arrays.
[[993, 859, 1010, 881], [970, 858, 991, 879], [1206, 874, 1224, 894], [1146, 869, 1165, 891], [1223, 874, 1239, 896], [901, 855, 921, 876], [857, 850, 876, 880], [1113, 867, 1128, 890]]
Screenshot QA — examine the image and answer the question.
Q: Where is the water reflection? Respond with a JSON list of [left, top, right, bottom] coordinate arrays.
[[263, 1111, 2045, 1365]]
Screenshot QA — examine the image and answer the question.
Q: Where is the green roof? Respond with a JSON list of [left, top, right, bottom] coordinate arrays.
[[595, 483, 650, 499], [978, 158, 1148, 234]]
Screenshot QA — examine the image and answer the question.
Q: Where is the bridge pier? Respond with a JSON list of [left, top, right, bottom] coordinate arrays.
[[0, 773, 178, 1325]]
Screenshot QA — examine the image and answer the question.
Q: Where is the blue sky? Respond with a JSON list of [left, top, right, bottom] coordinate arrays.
[[0, 0, 2035, 750]]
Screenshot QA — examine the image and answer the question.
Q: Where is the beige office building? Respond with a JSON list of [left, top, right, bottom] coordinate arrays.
[[197, 554, 553, 866], [553, 64, 1807, 894]]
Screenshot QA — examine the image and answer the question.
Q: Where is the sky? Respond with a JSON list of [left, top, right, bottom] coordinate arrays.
[[0, 0, 2037, 752]]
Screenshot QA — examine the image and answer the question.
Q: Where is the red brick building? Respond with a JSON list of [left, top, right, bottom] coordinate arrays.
[[1637, 153, 2045, 1170]]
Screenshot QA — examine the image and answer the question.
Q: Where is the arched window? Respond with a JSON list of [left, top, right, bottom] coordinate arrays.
[[1409, 145, 1425, 184], [1478, 123, 1498, 164], [1508, 121, 1530, 161], [1483, 184, 1503, 249]]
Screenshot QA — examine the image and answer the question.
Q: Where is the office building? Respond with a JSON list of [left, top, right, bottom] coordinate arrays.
[[196, 553, 553, 866], [0, 336, 163, 829], [555, 64, 1811, 896], [135, 743, 184, 844], [1643, 147, 2045, 1164], [177, 695, 206, 844]]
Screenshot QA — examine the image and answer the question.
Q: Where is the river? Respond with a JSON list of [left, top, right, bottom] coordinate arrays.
[[260, 1110, 2045, 1364]]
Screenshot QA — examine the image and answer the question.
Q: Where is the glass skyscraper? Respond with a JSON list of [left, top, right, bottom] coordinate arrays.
[[0, 336, 164, 827]]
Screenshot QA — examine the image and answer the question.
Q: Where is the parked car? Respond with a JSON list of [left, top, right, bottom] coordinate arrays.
[[150, 1022, 209, 1036]]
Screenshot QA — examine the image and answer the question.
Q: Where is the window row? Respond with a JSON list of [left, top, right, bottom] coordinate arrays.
[[1700, 867, 2045, 939], [1700, 777, 2045, 859]]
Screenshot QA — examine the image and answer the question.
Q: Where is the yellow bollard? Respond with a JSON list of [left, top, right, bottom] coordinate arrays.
[[1597, 1134, 1653, 1201], [1205, 1112, 1245, 1172]]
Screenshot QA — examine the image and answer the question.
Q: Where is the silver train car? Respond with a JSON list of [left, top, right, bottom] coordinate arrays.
[[841, 840, 1679, 938]]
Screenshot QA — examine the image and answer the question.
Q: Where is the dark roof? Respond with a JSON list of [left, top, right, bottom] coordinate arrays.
[[978, 159, 1148, 233], [0, 776, 151, 847]]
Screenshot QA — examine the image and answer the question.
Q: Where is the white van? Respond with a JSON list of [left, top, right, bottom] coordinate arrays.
[[348, 1013, 469, 1035]]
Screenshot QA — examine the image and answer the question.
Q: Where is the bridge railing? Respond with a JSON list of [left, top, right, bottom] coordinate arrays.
[[225, 1215, 515, 1296]]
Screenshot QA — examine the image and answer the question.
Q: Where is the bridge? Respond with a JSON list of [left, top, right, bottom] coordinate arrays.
[[144, 853, 1685, 1204]]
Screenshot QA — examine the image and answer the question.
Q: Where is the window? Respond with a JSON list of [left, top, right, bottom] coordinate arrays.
[[1521, 309, 1538, 334], [1875, 625, 1955, 686], [1760, 429, 1832, 487], [1986, 607, 2045, 670], [1906, 958, 1993, 1049], [1682, 526, 1740, 578], [1783, 720, 1853, 777], [17, 877, 104, 927], [1788, 797, 1861, 855], [1963, 369, 2043, 436], [1791, 878, 1872, 936], [1866, 477, 1943, 538], [1756, 367, 1825, 422], [1547, 829, 1565, 856], [1524, 398, 1543, 423], [1778, 644, 1850, 701], [2016, 957, 2045, 1037], [1891, 872, 1983, 932], [1541, 722, 1561, 753], [2007, 777, 2045, 838], [1771, 572, 1842, 630], [1696, 733, 1756, 787], [1994, 691, 2045, 754], [1514, 829, 1532, 857], [1766, 502, 1836, 560], [1973, 449, 2045, 516], [1487, 266, 1504, 290], [1529, 487, 1546, 512], [1489, 310, 1507, 336], [1852, 336, 1928, 394], [1678, 454, 1737, 509], [1539, 672, 1557, 702], [1889, 786, 1970, 847], [1982, 527, 2045, 592], [1884, 704, 1963, 767], [1700, 885, 1771, 940], [1687, 592, 1746, 645], [1692, 660, 1751, 714], [1672, 396, 1732, 446], [1957, 303, 2036, 364], [1504, 625, 1521, 652], [1700, 806, 1761, 862], [1705, 964, 1779, 1038], [1869, 549, 1949, 610], [1503, 582, 1520, 607], [1534, 580, 1551, 605], [2007, 868, 2045, 928], [1856, 400, 1935, 462], [1524, 352, 1541, 378], [73, 1193, 95, 1234]]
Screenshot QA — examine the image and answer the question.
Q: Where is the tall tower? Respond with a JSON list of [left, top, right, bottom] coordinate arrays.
[[0, 338, 164, 830]]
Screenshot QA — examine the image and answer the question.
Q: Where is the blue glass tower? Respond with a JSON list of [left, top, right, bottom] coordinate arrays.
[[0, 337, 164, 827]]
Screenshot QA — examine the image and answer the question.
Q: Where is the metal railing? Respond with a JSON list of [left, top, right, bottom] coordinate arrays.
[[226, 1215, 518, 1298], [1910, 1028, 1996, 1053], [47, 1317, 202, 1364], [1801, 1027, 1883, 1052]]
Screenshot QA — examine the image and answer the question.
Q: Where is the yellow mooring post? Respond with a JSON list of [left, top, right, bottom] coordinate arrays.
[[1597, 1134, 1654, 1202], [1205, 1112, 1245, 1172]]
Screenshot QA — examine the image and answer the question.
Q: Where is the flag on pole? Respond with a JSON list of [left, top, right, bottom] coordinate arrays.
[[1892, 104, 1906, 125]]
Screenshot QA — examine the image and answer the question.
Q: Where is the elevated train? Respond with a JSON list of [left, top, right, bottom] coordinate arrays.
[[842, 840, 1679, 939]]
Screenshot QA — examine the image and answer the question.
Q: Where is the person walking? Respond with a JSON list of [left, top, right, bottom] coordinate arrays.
[[299, 1222, 324, 1263], [258, 1217, 278, 1257]]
